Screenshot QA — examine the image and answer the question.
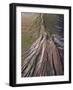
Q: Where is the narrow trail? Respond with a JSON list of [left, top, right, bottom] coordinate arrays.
[[21, 14, 64, 77]]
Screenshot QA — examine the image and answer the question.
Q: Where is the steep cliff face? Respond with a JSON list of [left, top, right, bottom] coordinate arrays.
[[21, 13, 64, 77]]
